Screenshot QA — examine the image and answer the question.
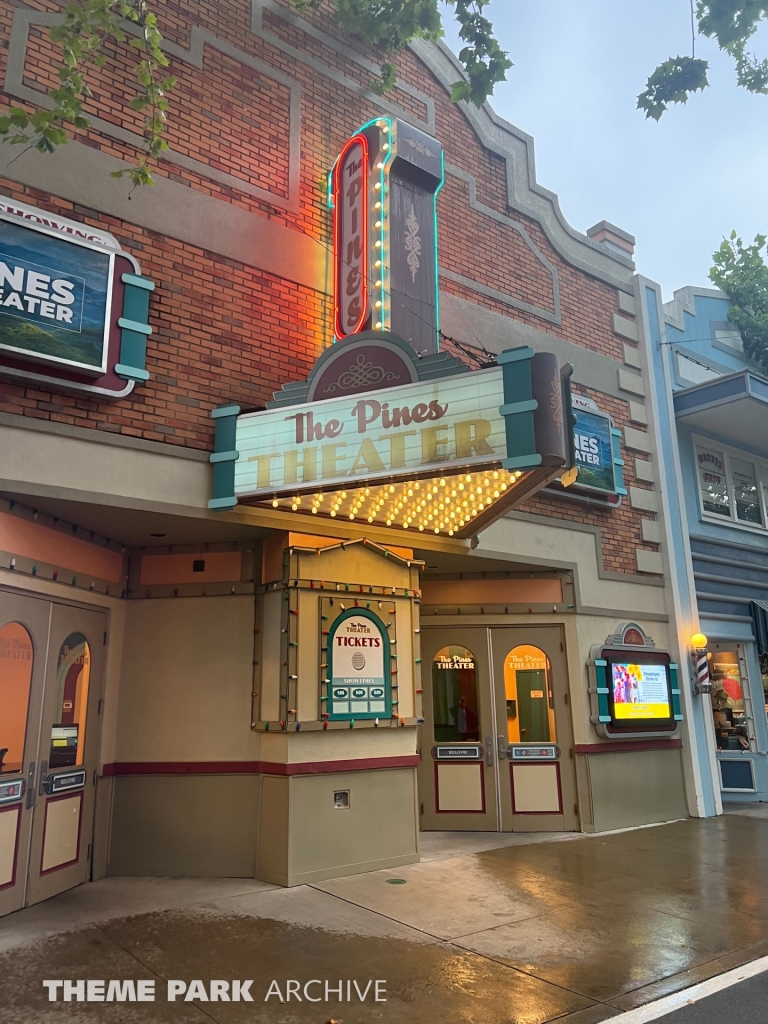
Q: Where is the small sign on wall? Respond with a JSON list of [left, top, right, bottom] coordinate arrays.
[[327, 609, 391, 721]]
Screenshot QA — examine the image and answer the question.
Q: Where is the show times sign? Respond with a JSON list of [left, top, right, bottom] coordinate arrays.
[[572, 408, 616, 493], [0, 216, 113, 375]]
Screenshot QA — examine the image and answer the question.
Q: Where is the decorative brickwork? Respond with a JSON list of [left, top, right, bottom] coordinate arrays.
[[0, 0, 655, 573]]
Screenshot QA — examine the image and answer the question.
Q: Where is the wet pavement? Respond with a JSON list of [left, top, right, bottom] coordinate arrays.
[[2, 808, 768, 1023]]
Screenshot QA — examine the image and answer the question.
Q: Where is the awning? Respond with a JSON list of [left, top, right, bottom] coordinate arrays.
[[674, 370, 768, 453]]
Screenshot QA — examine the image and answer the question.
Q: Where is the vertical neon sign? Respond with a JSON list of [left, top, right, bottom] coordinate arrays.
[[330, 118, 443, 352]]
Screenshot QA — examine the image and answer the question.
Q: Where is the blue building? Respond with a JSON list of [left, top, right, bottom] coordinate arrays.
[[639, 282, 768, 809]]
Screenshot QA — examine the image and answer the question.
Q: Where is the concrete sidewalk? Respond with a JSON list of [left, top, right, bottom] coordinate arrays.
[[1, 808, 768, 1023]]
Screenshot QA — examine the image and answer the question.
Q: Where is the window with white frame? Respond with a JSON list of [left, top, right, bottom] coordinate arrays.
[[694, 438, 767, 530]]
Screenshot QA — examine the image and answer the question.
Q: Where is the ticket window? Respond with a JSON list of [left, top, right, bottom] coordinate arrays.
[[432, 646, 480, 743], [708, 645, 755, 752], [48, 632, 91, 769], [504, 644, 556, 744], [0, 622, 34, 777]]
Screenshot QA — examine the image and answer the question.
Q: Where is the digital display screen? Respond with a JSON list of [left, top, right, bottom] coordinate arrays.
[[611, 663, 670, 720]]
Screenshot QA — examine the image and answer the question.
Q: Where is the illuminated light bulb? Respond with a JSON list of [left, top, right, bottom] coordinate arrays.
[[451, 489, 457, 497], [494, 490, 500, 498], [466, 475, 472, 482], [374, 240, 382, 248], [382, 142, 390, 150], [375, 300, 382, 308], [434, 527, 440, 534], [449, 529, 454, 536], [440, 479, 446, 486], [330, 510, 336, 517], [341, 491, 347, 498], [376, 162, 384, 169], [272, 499, 278, 507], [374, 201, 382, 209], [463, 500, 468, 508], [493, 471, 499, 479], [500, 482, 507, 491], [418, 525, 424, 531], [375, 220, 382, 228], [386, 519, 392, 526], [375, 321, 382, 328], [374, 182, 382, 190], [375, 259, 382, 268], [311, 507, 318, 515], [375, 279, 382, 287], [415, 482, 420, 489], [478, 503, 484, 510], [472, 509, 478, 516], [291, 503, 298, 510], [382, 124, 389, 133], [403, 523, 409, 529], [484, 478, 490, 486], [390, 485, 395, 492], [458, 482, 464, 491], [368, 516, 374, 523], [349, 513, 355, 520]]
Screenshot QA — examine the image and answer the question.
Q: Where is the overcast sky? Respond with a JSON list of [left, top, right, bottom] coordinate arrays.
[[440, 1, 768, 301]]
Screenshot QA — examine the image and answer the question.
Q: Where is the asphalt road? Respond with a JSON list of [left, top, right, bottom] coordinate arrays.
[[656, 969, 768, 1024]]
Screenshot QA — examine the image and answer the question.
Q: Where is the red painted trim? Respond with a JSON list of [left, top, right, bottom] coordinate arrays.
[[574, 739, 683, 755], [434, 760, 487, 814], [333, 132, 370, 338], [39, 791, 83, 876], [510, 760, 563, 815], [102, 755, 420, 777], [0, 803, 22, 891]]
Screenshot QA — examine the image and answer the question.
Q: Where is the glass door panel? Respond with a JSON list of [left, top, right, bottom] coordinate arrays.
[[419, 628, 499, 831], [0, 591, 49, 918], [491, 627, 579, 833], [25, 603, 105, 909]]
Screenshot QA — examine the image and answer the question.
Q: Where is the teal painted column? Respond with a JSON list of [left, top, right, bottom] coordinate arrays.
[[115, 273, 154, 382], [497, 346, 542, 470], [208, 404, 241, 510]]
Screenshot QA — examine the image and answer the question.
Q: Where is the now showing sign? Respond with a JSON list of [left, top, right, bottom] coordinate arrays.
[[234, 368, 506, 498], [0, 217, 113, 374]]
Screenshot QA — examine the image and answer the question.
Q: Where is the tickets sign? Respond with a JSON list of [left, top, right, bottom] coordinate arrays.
[[327, 610, 390, 721]]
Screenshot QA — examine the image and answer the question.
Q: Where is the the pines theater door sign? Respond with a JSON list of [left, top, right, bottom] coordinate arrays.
[[0, 197, 154, 398], [209, 120, 577, 537]]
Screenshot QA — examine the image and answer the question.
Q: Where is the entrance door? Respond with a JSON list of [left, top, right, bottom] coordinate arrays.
[[419, 627, 498, 830], [419, 625, 578, 832], [0, 591, 105, 916], [490, 627, 579, 832]]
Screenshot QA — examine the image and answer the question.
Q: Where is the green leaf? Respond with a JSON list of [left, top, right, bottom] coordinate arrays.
[[637, 56, 709, 119]]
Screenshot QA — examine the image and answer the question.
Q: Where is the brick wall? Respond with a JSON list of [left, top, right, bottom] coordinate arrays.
[[0, 0, 653, 573]]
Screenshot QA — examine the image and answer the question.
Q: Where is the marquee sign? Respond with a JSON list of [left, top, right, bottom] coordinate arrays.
[[0, 198, 154, 399], [329, 118, 444, 354], [209, 339, 574, 539]]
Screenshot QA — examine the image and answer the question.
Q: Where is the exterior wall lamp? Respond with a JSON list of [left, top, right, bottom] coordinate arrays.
[[690, 633, 712, 695]]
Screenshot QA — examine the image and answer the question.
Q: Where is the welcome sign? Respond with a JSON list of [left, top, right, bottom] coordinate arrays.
[[0, 218, 113, 374]]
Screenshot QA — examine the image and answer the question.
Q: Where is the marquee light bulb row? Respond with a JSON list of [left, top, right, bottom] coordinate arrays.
[[268, 467, 524, 536]]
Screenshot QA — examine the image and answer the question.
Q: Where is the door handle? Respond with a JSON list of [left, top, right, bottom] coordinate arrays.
[[485, 736, 493, 766], [497, 734, 507, 756], [26, 761, 36, 809], [38, 760, 48, 796]]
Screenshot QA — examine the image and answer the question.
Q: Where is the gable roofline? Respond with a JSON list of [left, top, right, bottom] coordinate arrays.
[[410, 38, 636, 293]]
